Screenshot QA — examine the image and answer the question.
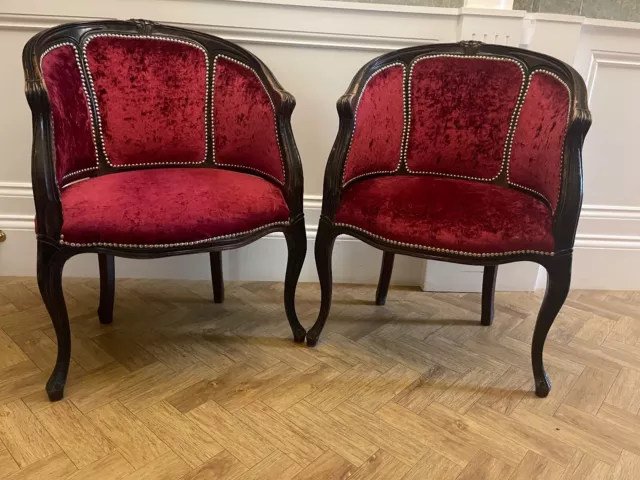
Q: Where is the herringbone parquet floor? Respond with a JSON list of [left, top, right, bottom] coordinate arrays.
[[0, 276, 639, 479]]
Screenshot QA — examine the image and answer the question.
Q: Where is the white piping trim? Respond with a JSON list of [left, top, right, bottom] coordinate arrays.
[[59, 220, 290, 248], [82, 33, 209, 168], [342, 62, 406, 187], [335, 223, 554, 257], [40, 43, 100, 184], [404, 53, 527, 182], [507, 69, 572, 209], [212, 54, 286, 185]]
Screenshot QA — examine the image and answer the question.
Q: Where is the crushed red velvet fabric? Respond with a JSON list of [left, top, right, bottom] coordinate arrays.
[[214, 57, 284, 183], [41, 45, 97, 185], [406, 57, 523, 179], [510, 72, 570, 211], [60, 168, 289, 245], [85, 36, 207, 166], [342, 65, 405, 184], [335, 176, 554, 254]]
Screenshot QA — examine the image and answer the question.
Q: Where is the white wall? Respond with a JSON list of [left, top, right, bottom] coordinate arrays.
[[0, 0, 639, 290]]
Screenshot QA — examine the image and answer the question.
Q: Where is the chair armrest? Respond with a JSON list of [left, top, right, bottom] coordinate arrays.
[[24, 40, 63, 240], [553, 66, 592, 252], [248, 57, 305, 218], [320, 63, 376, 220]]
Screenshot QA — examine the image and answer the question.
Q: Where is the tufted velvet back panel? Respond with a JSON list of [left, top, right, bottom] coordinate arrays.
[[405, 56, 524, 181], [40, 32, 287, 188], [213, 56, 284, 184], [84, 35, 208, 169], [509, 71, 571, 211], [342, 64, 405, 186], [41, 44, 98, 185]]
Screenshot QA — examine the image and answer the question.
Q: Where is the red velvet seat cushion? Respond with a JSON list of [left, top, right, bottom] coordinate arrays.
[[60, 168, 289, 246], [335, 176, 554, 255]]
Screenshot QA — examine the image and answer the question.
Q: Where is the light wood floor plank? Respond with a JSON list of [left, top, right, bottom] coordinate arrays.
[[235, 401, 325, 467], [350, 363, 421, 413], [604, 367, 640, 414], [284, 401, 378, 467], [64, 451, 134, 480], [611, 450, 640, 480], [563, 366, 617, 415], [435, 367, 501, 414], [5, 451, 76, 480], [233, 451, 302, 480], [455, 451, 514, 480], [329, 401, 427, 466], [508, 451, 565, 480], [292, 450, 357, 480], [421, 402, 528, 467], [0, 400, 60, 468], [1, 280, 640, 479], [510, 404, 621, 465], [86, 401, 169, 469], [34, 400, 112, 469], [260, 362, 341, 413], [348, 450, 410, 480], [183, 450, 248, 480], [186, 400, 274, 468], [393, 363, 460, 414], [376, 402, 478, 467], [118, 451, 191, 480], [466, 403, 576, 466], [401, 448, 462, 480], [135, 401, 224, 468], [561, 451, 612, 480]]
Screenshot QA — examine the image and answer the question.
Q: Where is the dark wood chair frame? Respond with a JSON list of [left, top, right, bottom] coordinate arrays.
[[307, 41, 592, 398], [23, 19, 307, 401]]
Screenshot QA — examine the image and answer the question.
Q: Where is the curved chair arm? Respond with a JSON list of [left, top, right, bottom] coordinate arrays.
[[23, 34, 63, 240], [553, 66, 592, 251], [320, 63, 375, 219], [231, 53, 305, 218]]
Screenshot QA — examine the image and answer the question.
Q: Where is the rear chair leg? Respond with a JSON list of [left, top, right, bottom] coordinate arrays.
[[98, 254, 115, 324], [375, 252, 394, 306], [481, 265, 497, 326], [210, 252, 224, 304]]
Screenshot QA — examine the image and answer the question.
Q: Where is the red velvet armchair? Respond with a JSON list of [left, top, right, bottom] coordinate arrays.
[[23, 20, 306, 401], [307, 42, 591, 398]]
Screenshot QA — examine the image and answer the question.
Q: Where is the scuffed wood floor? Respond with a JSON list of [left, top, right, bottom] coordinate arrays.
[[0, 276, 639, 479]]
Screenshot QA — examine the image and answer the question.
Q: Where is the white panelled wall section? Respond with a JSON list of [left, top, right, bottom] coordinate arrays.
[[0, 0, 639, 290]]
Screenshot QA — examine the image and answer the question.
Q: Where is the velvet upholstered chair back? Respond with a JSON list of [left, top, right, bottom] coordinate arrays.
[[341, 43, 579, 214], [28, 20, 287, 190]]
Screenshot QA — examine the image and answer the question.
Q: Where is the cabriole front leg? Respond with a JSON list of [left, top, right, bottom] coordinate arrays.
[[284, 219, 307, 343], [307, 218, 337, 347], [531, 254, 572, 398], [37, 241, 72, 402]]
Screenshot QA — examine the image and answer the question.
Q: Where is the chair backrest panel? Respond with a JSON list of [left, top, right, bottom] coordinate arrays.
[[41, 44, 97, 184], [84, 34, 208, 168], [31, 20, 289, 189], [405, 55, 525, 180], [342, 63, 405, 186], [213, 56, 284, 184], [509, 70, 571, 211]]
